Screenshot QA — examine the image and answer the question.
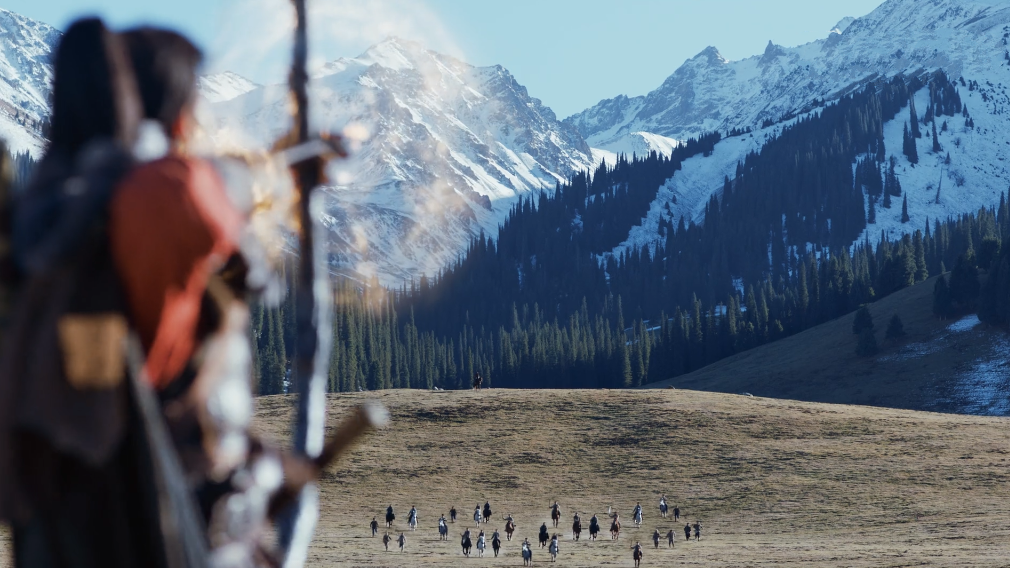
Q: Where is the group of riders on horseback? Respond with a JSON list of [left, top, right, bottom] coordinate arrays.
[[373, 496, 701, 562]]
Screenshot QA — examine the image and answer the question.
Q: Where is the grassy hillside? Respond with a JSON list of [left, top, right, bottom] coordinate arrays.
[[265, 390, 1010, 566], [647, 275, 1009, 413], [5, 389, 1010, 566]]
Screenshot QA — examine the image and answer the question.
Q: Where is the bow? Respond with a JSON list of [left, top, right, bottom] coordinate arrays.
[[276, 0, 337, 564]]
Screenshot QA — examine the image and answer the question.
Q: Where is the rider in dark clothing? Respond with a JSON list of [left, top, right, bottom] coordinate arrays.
[[483, 501, 492, 521], [386, 505, 395, 527]]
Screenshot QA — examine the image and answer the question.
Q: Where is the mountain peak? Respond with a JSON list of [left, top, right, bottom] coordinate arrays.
[[830, 16, 856, 35], [358, 36, 433, 71], [695, 46, 728, 66]]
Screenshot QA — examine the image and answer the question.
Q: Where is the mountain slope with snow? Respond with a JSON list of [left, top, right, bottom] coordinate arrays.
[[571, 0, 1010, 260], [207, 38, 593, 284], [199, 71, 260, 103], [567, 0, 1010, 151], [0, 9, 59, 156]]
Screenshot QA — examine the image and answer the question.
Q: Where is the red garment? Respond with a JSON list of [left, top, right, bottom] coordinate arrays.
[[109, 156, 242, 390]]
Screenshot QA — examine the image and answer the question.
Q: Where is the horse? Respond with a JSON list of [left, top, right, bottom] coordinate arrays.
[[632, 503, 643, 527], [491, 531, 502, 557], [502, 514, 516, 541], [407, 507, 418, 531], [610, 513, 621, 541], [522, 541, 533, 566], [539, 523, 550, 548], [461, 530, 473, 557], [659, 496, 668, 518], [632, 543, 644, 567], [550, 502, 561, 528], [483, 501, 492, 523], [385, 505, 395, 528], [588, 515, 600, 541], [474, 506, 483, 525], [472, 372, 483, 390], [438, 517, 449, 541], [476, 531, 486, 557], [549, 535, 560, 562], [572, 514, 582, 541]]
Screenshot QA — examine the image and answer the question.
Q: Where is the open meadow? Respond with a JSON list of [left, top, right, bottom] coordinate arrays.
[[252, 389, 1010, 567], [4, 388, 1010, 567]]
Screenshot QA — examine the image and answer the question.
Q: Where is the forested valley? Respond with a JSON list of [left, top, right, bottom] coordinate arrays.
[[226, 73, 1003, 392]]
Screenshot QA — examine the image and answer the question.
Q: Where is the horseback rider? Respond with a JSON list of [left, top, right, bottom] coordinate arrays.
[[659, 494, 668, 518], [483, 500, 492, 522], [386, 504, 396, 527], [539, 522, 550, 547], [474, 504, 482, 524], [633, 541, 644, 567], [408, 505, 418, 529], [589, 513, 600, 539]]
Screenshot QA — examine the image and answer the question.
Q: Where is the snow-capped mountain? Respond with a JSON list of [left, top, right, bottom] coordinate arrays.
[[567, 0, 1010, 259], [199, 71, 260, 103], [206, 38, 592, 284], [567, 0, 1010, 151], [0, 9, 59, 156]]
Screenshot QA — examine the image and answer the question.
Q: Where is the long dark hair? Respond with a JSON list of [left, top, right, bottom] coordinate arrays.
[[47, 18, 140, 155]]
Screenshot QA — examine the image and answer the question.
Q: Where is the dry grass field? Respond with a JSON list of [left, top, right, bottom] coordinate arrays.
[[258, 389, 1010, 567], [5, 388, 1010, 567]]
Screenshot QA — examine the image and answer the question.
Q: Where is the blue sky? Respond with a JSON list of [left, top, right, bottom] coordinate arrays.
[[7, 0, 885, 117]]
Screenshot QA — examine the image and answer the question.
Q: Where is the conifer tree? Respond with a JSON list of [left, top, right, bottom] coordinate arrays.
[[885, 313, 905, 340], [852, 305, 874, 335], [883, 189, 892, 209], [932, 120, 942, 153], [933, 276, 952, 318], [909, 95, 921, 138], [867, 196, 876, 224], [901, 194, 910, 223]]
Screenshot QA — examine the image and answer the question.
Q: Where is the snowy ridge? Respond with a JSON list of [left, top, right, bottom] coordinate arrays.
[[0, 9, 59, 156], [567, 0, 1010, 150], [582, 0, 1010, 259], [199, 71, 260, 104], [207, 38, 592, 284]]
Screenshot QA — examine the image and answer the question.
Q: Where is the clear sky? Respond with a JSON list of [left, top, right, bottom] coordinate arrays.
[[6, 0, 886, 118]]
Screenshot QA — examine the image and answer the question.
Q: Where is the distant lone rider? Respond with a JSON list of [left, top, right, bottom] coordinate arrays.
[[473, 372, 483, 390]]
